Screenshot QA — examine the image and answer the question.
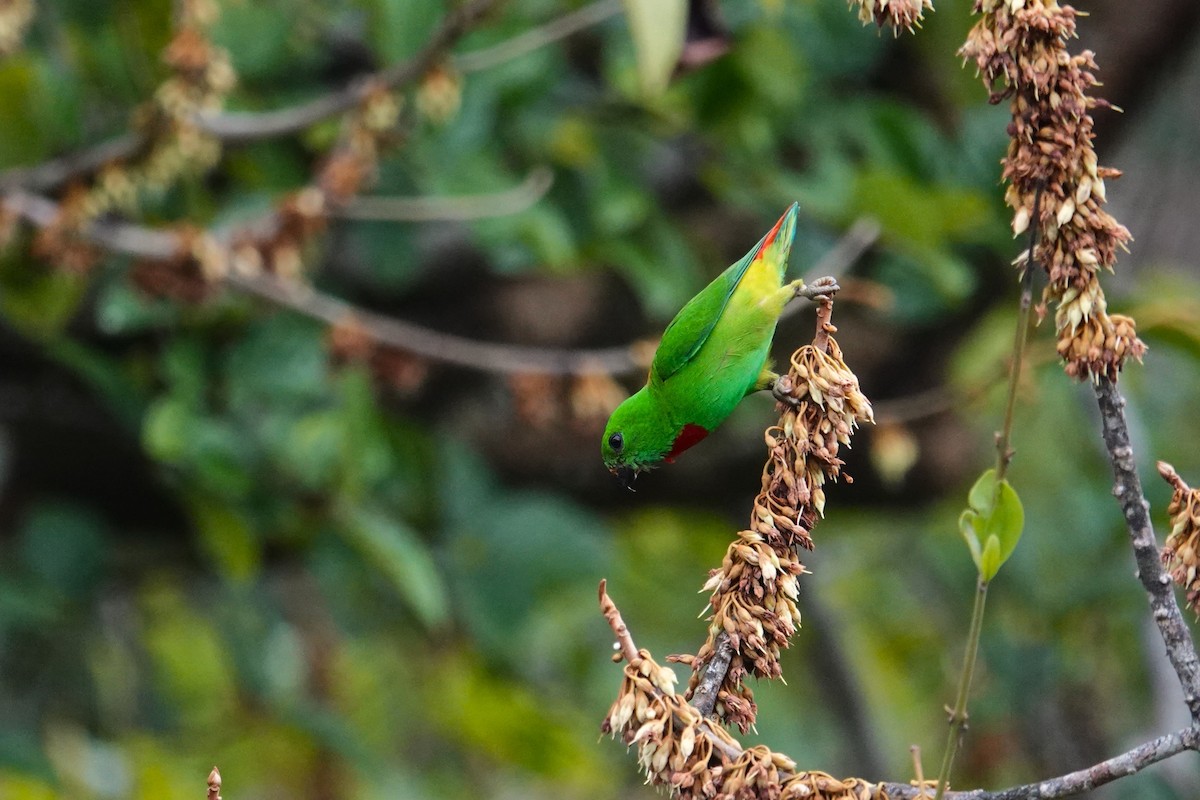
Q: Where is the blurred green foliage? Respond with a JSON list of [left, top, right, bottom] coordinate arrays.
[[2, 0, 1200, 799]]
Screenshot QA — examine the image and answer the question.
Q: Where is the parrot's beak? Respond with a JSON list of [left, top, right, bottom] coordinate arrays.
[[611, 466, 638, 492]]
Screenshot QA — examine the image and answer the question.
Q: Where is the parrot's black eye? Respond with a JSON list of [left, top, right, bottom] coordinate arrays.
[[608, 432, 624, 452]]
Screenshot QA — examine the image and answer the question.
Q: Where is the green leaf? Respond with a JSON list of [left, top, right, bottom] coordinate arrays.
[[959, 468, 1025, 580], [982, 479, 1024, 579], [339, 506, 449, 629], [967, 468, 998, 516], [980, 534, 1001, 582], [622, 0, 687, 98], [958, 508, 982, 568]]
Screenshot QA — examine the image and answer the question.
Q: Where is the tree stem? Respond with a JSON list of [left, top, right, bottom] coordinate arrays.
[[995, 184, 1042, 483], [933, 576, 990, 800]]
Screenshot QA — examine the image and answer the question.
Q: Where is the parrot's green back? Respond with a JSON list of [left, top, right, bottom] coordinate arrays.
[[602, 203, 801, 483]]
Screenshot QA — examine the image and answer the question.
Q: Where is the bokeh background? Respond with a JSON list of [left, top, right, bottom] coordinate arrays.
[[2, 0, 1200, 798]]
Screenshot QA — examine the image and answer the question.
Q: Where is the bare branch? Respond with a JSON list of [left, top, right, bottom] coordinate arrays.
[[882, 726, 1198, 800], [599, 580, 641, 664], [194, 0, 502, 143], [0, 0, 503, 190], [689, 631, 733, 718], [4, 189, 882, 378], [2, 191, 644, 375], [225, 270, 641, 376], [1093, 377, 1200, 720], [454, 0, 622, 74], [0, 133, 145, 193], [335, 166, 554, 222]]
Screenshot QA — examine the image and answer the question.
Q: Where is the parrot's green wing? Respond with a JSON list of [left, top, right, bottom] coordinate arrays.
[[651, 249, 755, 382]]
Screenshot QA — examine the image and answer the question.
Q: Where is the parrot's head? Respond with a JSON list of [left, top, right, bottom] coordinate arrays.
[[601, 387, 683, 491]]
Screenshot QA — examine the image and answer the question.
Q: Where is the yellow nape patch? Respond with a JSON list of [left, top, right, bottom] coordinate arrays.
[[739, 254, 783, 298]]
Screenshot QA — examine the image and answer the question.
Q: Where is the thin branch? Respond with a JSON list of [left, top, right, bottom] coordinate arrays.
[[0, 0, 500, 192], [196, 0, 502, 143], [226, 270, 641, 375], [1093, 377, 1200, 721], [335, 166, 554, 222], [0, 133, 145, 193], [599, 580, 642, 664], [995, 184, 1042, 483], [933, 577, 989, 800], [0, 0, 618, 190], [882, 725, 1199, 800], [689, 632, 734, 718], [3, 190, 883, 378], [606, 579, 1198, 800], [2, 190, 644, 375], [454, 0, 622, 73]]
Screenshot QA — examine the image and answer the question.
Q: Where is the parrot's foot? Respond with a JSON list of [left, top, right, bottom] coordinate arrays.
[[770, 374, 801, 406], [794, 275, 840, 301]]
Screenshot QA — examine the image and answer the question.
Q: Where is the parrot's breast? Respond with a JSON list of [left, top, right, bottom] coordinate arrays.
[[664, 423, 710, 463]]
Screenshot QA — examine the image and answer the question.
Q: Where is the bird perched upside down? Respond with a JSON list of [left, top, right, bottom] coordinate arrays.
[[601, 203, 836, 489]]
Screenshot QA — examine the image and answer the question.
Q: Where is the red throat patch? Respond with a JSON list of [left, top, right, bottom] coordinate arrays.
[[664, 423, 710, 463], [756, 213, 786, 256]]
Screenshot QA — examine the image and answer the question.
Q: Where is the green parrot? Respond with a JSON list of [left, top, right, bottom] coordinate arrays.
[[601, 203, 833, 489]]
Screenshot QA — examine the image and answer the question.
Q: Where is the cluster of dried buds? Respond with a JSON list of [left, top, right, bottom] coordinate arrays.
[[673, 323, 873, 731], [82, 0, 234, 222], [958, 0, 1144, 382], [603, 647, 886, 800], [216, 83, 402, 289], [415, 63, 463, 125], [136, 79, 404, 301], [1158, 462, 1200, 615], [0, 0, 34, 56], [849, 0, 933, 34], [327, 315, 432, 398], [507, 370, 628, 432]]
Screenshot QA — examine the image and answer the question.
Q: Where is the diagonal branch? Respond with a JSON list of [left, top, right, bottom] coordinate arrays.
[[0, 0, 505, 191], [1, 189, 644, 376], [0, 133, 145, 193], [225, 271, 640, 375], [454, 0, 622, 73], [335, 166, 554, 222], [196, 0, 503, 143], [2, 188, 877, 377], [881, 725, 1198, 800], [1093, 377, 1200, 721]]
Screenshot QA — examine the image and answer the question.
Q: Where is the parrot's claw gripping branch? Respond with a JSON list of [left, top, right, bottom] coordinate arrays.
[[794, 275, 841, 301]]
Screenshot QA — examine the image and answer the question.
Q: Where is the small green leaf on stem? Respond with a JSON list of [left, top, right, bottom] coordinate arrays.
[[959, 469, 1024, 580]]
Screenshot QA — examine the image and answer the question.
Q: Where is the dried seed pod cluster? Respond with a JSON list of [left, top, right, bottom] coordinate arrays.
[[958, 0, 1144, 382], [674, 330, 873, 732], [86, 0, 234, 221], [416, 63, 463, 125], [1158, 462, 1200, 615], [602, 648, 885, 800], [221, 83, 404, 287], [849, 0, 933, 34]]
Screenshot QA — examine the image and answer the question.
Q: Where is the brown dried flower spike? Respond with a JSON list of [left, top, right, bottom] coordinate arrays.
[[673, 300, 873, 732], [958, 0, 1145, 382], [1158, 461, 1200, 615], [600, 584, 886, 800], [850, 0, 933, 34]]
